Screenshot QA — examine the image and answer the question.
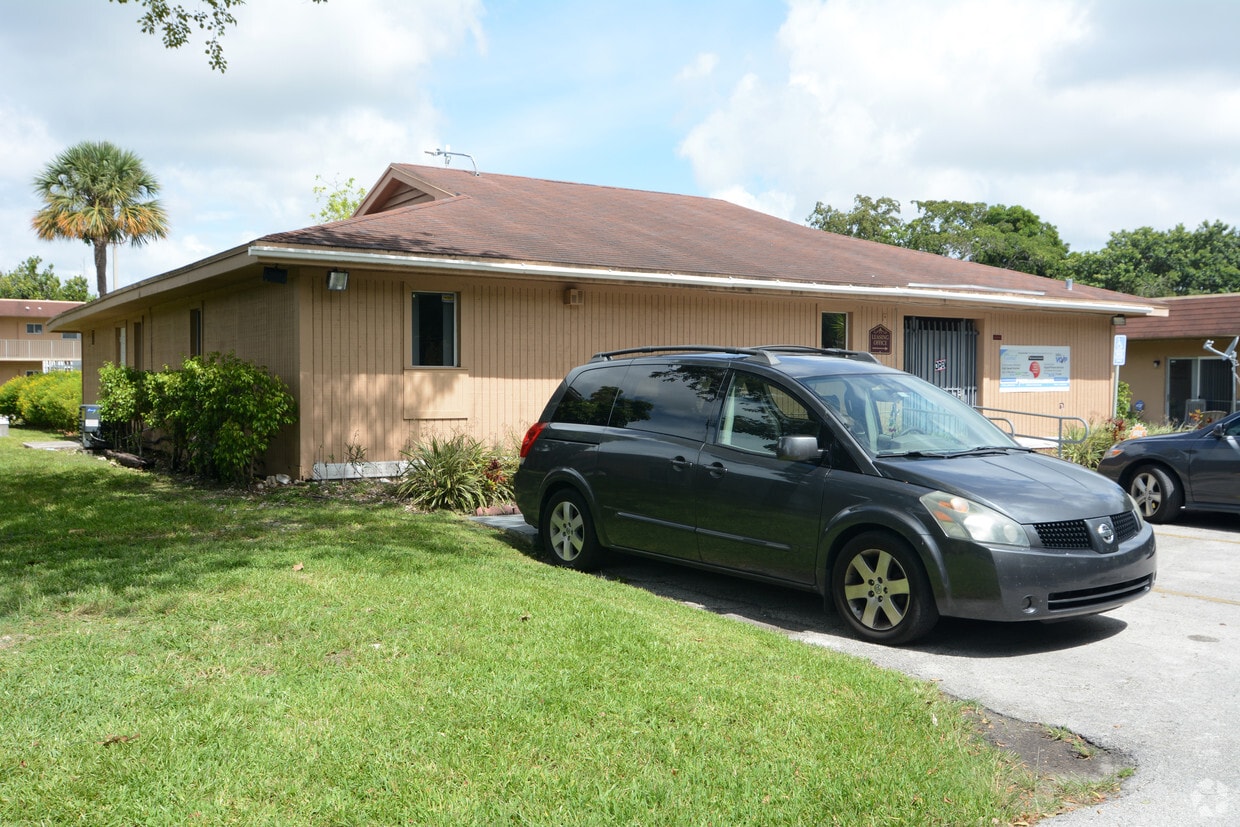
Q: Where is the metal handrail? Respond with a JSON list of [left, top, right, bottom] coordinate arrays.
[[973, 406, 1089, 457]]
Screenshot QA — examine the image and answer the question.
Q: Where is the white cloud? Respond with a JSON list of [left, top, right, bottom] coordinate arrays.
[[678, 52, 719, 82], [0, 0, 482, 287], [678, 0, 1240, 251]]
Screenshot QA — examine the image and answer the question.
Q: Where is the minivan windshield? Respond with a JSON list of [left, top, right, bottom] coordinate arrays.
[[800, 372, 1021, 458]]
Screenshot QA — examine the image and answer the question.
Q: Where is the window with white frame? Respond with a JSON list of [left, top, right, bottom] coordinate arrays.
[[26, 323, 43, 334]]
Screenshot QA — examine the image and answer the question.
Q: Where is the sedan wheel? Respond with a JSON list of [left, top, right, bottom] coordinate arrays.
[[1129, 466, 1183, 524], [831, 532, 938, 645]]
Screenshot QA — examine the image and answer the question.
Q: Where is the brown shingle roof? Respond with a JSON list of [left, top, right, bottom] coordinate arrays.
[[1120, 293, 1240, 339], [258, 164, 1144, 307]]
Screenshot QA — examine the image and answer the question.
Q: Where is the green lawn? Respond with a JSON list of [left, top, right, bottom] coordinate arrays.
[[1, 427, 1057, 825]]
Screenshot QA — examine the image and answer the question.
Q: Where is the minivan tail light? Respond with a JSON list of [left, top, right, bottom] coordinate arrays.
[[519, 422, 549, 458]]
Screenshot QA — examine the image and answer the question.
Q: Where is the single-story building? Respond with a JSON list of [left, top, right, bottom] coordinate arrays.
[[1115, 293, 1240, 424], [0, 299, 83, 385], [48, 163, 1164, 479]]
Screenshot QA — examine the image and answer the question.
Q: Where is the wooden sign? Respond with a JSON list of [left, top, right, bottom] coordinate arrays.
[[868, 324, 892, 355]]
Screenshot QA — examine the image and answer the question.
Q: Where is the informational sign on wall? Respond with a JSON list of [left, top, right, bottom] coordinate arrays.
[[999, 346, 1070, 392]]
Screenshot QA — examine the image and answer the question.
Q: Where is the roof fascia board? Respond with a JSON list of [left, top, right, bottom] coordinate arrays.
[[249, 244, 1165, 317], [46, 247, 254, 331]]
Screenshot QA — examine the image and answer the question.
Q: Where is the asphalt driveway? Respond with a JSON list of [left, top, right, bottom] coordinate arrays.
[[484, 510, 1239, 823]]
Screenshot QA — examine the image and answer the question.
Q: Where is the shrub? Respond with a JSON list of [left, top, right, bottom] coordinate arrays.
[[396, 434, 516, 512], [1061, 417, 1185, 470], [98, 353, 296, 483], [98, 362, 150, 452], [145, 353, 297, 483], [0, 375, 25, 419], [0, 371, 81, 431]]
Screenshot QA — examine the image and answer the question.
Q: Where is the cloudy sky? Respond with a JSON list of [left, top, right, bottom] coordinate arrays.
[[2, 0, 1239, 292]]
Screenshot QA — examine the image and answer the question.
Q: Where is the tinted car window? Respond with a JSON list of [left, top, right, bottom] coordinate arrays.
[[718, 372, 819, 455], [552, 365, 626, 426], [617, 364, 724, 440]]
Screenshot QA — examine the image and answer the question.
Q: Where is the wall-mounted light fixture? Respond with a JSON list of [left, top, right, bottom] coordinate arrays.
[[564, 287, 583, 306], [1111, 315, 1126, 326], [326, 269, 349, 291], [1153, 359, 1161, 368]]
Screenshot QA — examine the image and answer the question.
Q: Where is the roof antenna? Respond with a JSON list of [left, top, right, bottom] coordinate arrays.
[[424, 146, 479, 176]]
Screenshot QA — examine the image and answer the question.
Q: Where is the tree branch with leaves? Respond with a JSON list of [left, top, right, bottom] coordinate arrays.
[[108, 0, 327, 72]]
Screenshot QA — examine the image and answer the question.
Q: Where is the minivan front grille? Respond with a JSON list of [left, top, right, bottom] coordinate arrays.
[[1110, 511, 1140, 542], [1047, 575, 1154, 612], [1034, 519, 1090, 549], [1034, 511, 1141, 549]]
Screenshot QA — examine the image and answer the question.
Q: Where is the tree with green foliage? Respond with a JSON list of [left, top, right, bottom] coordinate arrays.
[[32, 140, 170, 298], [312, 175, 367, 223], [109, 0, 328, 72], [1059, 221, 1240, 297], [0, 257, 92, 301], [807, 195, 905, 245], [808, 195, 1069, 277]]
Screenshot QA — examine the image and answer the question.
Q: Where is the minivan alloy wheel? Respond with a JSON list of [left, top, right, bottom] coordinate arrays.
[[549, 500, 585, 560], [541, 489, 607, 571], [831, 531, 938, 645]]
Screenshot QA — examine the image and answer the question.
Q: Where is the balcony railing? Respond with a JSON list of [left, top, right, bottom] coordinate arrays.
[[0, 339, 82, 361]]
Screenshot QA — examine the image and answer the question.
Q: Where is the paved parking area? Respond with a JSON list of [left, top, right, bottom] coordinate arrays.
[[482, 511, 1240, 823]]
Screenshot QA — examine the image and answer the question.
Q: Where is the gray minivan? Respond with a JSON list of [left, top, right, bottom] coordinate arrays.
[[514, 346, 1156, 644]]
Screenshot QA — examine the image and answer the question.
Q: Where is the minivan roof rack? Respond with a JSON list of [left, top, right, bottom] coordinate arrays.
[[754, 345, 880, 364], [589, 344, 880, 365], [590, 345, 781, 364]]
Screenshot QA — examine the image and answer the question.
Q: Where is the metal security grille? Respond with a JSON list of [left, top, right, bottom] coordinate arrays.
[[903, 317, 978, 405]]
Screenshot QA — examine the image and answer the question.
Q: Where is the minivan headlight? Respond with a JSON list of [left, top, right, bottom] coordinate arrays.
[[919, 491, 1029, 547]]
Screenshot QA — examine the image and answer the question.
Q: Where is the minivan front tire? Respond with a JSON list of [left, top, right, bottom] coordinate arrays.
[[542, 489, 607, 571], [831, 531, 939, 645]]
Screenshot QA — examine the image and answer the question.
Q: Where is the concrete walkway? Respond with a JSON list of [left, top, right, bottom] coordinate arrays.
[[22, 440, 83, 451]]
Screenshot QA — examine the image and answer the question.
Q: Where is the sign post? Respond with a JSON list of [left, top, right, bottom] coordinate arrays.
[[1112, 334, 1128, 418]]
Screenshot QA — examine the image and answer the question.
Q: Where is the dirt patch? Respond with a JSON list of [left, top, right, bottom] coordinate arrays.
[[964, 705, 1133, 782]]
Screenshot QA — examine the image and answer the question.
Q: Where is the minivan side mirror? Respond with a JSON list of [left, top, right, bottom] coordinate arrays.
[[1211, 423, 1225, 438], [776, 435, 821, 462]]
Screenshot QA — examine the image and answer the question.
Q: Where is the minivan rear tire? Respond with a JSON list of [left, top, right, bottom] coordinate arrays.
[[541, 489, 607, 571], [831, 531, 939, 645]]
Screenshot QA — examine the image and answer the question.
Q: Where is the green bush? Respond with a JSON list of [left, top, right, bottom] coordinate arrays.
[[98, 353, 296, 483], [396, 434, 516, 512], [1061, 418, 1185, 470], [0, 371, 81, 431], [0, 376, 24, 419], [98, 362, 150, 452], [147, 353, 297, 483]]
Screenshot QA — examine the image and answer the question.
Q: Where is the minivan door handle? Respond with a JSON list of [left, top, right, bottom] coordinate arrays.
[[670, 456, 695, 472], [705, 461, 727, 478]]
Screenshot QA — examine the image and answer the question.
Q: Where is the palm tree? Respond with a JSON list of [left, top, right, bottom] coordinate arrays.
[[32, 141, 170, 297]]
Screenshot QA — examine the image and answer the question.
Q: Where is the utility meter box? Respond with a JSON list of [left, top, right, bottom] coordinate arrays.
[[80, 404, 104, 449]]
